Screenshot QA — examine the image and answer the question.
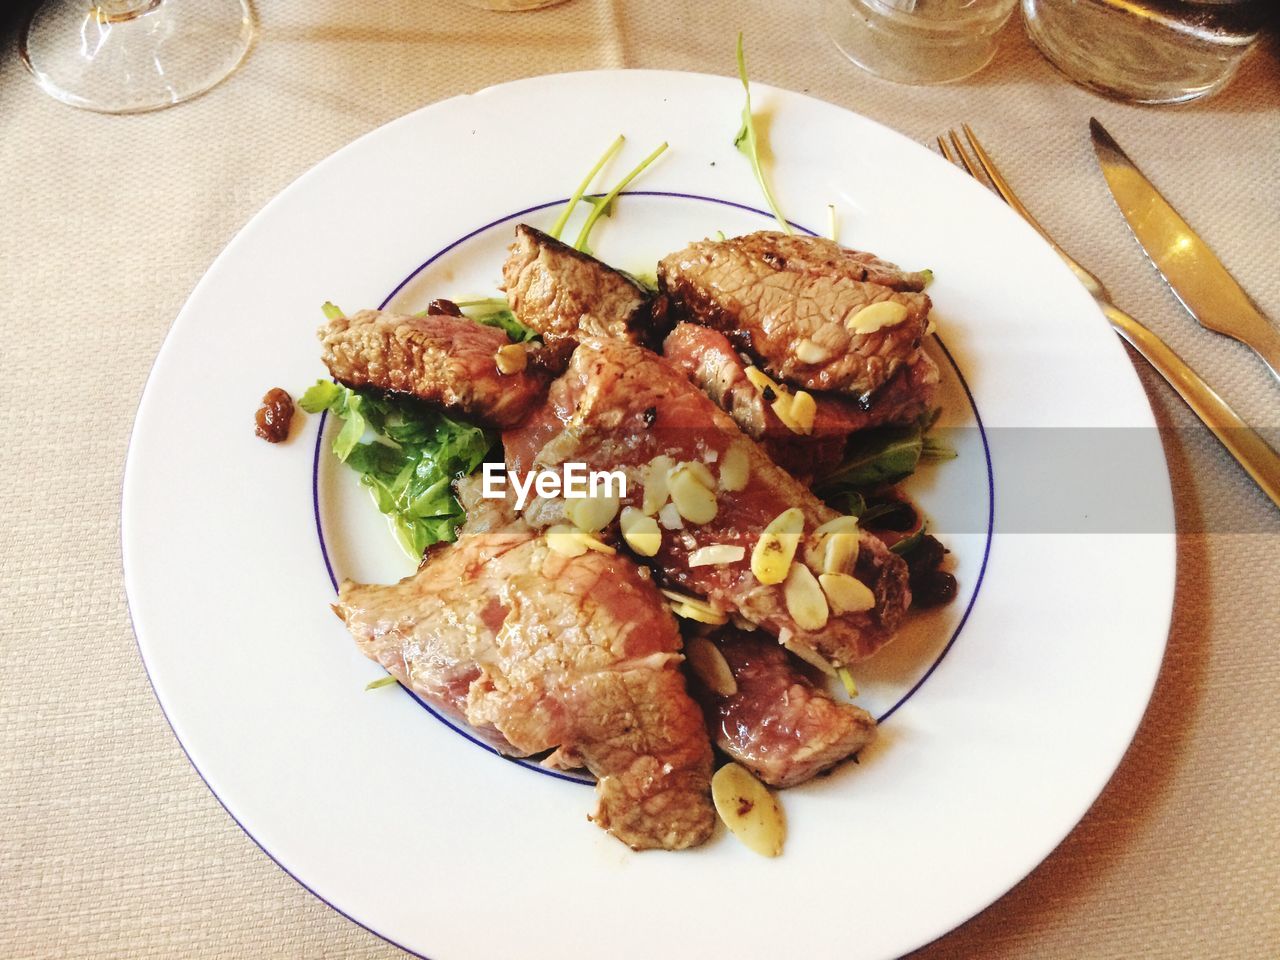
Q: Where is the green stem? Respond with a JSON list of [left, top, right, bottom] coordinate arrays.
[[549, 134, 625, 240], [573, 141, 669, 253]]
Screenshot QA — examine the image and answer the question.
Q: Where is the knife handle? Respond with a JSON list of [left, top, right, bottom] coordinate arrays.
[[1100, 302, 1280, 510]]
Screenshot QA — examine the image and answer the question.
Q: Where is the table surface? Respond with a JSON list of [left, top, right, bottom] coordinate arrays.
[[2, 2, 1278, 957]]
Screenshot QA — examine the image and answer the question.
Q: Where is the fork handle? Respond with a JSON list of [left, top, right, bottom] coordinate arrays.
[[1101, 302, 1280, 510]]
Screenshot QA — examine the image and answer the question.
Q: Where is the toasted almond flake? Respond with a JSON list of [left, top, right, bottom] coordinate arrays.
[[619, 507, 662, 557], [847, 300, 909, 335], [673, 459, 715, 490], [688, 544, 746, 567], [744, 365, 780, 396], [642, 455, 674, 516], [495, 342, 527, 374], [685, 636, 738, 697], [672, 603, 727, 625], [565, 493, 620, 533], [814, 516, 860, 537], [668, 463, 718, 524], [790, 391, 816, 435], [782, 634, 838, 677], [771, 393, 803, 434], [784, 563, 829, 631], [925, 315, 937, 336], [711, 763, 785, 858], [819, 572, 876, 613], [659, 588, 726, 618], [658, 502, 684, 530], [719, 441, 750, 492], [546, 524, 587, 558], [794, 339, 831, 364], [765, 508, 805, 536], [730, 614, 759, 632], [578, 534, 616, 555], [819, 531, 860, 574]]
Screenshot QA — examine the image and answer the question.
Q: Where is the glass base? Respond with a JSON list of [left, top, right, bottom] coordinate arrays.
[[20, 0, 255, 114]]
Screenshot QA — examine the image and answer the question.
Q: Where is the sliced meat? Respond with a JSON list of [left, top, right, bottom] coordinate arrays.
[[657, 231, 932, 396], [335, 518, 715, 851], [319, 308, 549, 428], [504, 337, 911, 665], [662, 322, 939, 478], [501, 224, 651, 344], [697, 629, 876, 788]]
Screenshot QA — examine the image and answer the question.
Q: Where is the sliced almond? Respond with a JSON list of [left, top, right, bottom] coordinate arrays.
[[846, 300, 909, 335], [784, 563, 829, 631], [781, 630, 838, 677], [925, 315, 937, 336], [744, 365, 780, 396], [820, 532, 860, 575], [794, 339, 831, 364], [719, 441, 750, 492], [672, 603, 728, 625], [674, 459, 716, 490], [658, 502, 684, 530], [660, 588, 725, 618], [495, 342, 528, 374], [578, 534, 616, 555], [546, 524, 588, 558], [642, 455, 674, 516], [790, 391, 816, 435], [668, 463, 718, 525], [565, 493, 620, 533], [711, 763, 785, 858], [619, 507, 662, 557], [750, 508, 805, 585], [819, 572, 876, 613], [688, 544, 746, 567], [685, 636, 738, 697], [814, 516, 860, 538]]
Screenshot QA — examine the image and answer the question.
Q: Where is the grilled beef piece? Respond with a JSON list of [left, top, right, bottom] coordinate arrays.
[[504, 337, 911, 665], [334, 514, 715, 852], [501, 224, 651, 345], [696, 629, 876, 787], [319, 309, 550, 428], [657, 232, 932, 396], [662, 323, 939, 478]]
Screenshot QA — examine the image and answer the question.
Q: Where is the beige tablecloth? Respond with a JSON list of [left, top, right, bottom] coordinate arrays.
[[2, 2, 1278, 957]]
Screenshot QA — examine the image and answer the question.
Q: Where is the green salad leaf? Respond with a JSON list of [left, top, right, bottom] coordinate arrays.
[[573, 141, 668, 255], [454, 297, 541, 343], [816, 411, 954, 498], [733, 33, 791, 235], [299, 380, 494, 558]]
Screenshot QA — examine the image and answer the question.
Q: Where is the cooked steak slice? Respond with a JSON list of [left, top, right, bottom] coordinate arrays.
[[334, 518, 715, 851], [697, 629, 876, 788], [662, 323, 939, 478], [657, 231, 932, 396], [504, 337, 911, 665], [319, 308, 549, 428], [501, 224, 651, 344]]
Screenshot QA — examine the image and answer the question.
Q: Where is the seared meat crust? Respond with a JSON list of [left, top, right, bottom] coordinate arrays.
[[319, 309, 548, 428], [662, 322, 938, 478], [657, 232, 932, 396], [502, 224, 651, 344], [504, 337, 911, 664], [335, 519, 715, 851], [700, 629, 876, 787]]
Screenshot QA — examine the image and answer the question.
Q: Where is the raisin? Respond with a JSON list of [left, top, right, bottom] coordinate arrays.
[[255, 387, 294, 443]]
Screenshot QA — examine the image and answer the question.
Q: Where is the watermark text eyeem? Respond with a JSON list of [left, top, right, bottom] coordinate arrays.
[[481, 462, 627, 511]]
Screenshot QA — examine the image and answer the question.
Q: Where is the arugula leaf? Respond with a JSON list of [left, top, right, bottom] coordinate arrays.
[[451, 297, 540, 343], [816, 410, 952, 496], [573, 141, 669, 255], [365, 675, 399, 691], [549, 134, 626, 241], [733, 33, 791, 235], [321, 301, 344, 321], [836, 667, 859, 698], [300, 380, 495, 557]]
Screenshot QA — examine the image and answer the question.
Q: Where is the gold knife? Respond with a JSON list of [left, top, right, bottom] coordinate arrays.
[[1091, 117, 1280, 385]]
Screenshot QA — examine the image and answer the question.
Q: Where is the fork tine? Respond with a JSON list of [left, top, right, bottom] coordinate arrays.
[[947, 131, 983, 181], [936, 134, 958, 164]]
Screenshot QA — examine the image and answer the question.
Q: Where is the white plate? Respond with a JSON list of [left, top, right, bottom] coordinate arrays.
[[123, 70, 1174, 960]]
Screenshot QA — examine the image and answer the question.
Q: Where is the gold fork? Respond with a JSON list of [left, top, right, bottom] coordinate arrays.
[[939, 125, 1280, 511]]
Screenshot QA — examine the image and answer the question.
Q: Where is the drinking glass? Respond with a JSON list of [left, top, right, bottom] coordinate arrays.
[[1023, 0, 1267, 103], [826, 0, 1020, 85], [20, 0, 255, 114]]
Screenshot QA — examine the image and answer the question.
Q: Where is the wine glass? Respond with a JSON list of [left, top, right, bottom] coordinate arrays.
[[20, 0, 255, 114]]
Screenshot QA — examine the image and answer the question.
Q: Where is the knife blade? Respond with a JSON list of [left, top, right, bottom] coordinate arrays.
[[1090, 117, 1280, 386]]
